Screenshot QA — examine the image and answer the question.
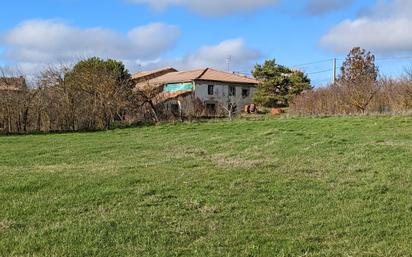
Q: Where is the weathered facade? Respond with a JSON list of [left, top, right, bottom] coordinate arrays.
[[193, 80, 256, 114], [0, 77, 26, 91], [133, 68, 259, 117]]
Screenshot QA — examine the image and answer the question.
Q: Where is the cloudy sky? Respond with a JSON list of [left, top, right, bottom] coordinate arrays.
[[1, 0, 412, 85]]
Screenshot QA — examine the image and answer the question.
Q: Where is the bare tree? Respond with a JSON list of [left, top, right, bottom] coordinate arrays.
[[132, 82, 164, 123], [220, 102, 237, 121], [336, 47, 380, 113]]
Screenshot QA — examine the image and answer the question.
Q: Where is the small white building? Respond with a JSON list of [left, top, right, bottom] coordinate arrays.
[[133, 67, 259, 117]]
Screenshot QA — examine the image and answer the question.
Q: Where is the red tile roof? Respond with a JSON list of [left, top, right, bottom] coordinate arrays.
[[199, 68, 259, 84], [131, 67, 177, 81], [135, 67, 259, 89], [0, 77, 26, 91]]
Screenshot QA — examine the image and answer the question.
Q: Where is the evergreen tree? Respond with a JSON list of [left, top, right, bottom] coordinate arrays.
[[252, 59, 311, 107]]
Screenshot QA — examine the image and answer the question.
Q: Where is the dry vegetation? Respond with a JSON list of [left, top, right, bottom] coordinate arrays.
[[290, 78, 412, 115], [0, 59, 224, 135], [2, 48, 412, 134], [0, 59, 171, 134], [290, 75, 412, 115], [290, 48, 412, 115]]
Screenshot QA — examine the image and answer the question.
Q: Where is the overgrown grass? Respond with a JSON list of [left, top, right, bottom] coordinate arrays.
[[1, 116, 411, 257]]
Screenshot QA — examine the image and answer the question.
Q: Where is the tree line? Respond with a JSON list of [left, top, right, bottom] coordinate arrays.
[[0, 58, 163, 134], [1, 56, 312, 135], [1, 48, 411, 134]]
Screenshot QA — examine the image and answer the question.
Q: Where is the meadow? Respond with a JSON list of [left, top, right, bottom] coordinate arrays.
[[0, 116, 411, 257]]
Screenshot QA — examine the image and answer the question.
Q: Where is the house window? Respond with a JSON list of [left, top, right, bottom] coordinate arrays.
[[171, 103, 179, 114], [208, 85, 214, 95], [206, 103, 216, 115], [229, 86, 236, 96], [242, 88, 250, 98]]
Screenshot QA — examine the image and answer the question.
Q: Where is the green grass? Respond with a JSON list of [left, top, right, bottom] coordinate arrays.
[[0, 116, 411, 257]]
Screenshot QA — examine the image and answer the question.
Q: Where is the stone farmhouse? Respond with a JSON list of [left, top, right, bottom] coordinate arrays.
[[132, 67, 259, 117]]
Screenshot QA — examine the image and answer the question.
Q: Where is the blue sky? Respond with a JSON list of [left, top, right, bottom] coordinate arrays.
[[1, 0, 412, 85]]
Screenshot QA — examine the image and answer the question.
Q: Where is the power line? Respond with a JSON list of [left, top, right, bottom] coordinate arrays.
[[307, 69, 333, 75], [374, 58, 412, 64], [314, 78, 333, 82], [375, 56, 412, 61], [232, 55, 411, 84], [289, 55, 412, 70], [291, 59, 334, 68], [237, 68, 334, 75]]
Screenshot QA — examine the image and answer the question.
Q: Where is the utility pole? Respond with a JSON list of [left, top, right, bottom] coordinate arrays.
[[332, 58, 337, 84], [226, 56, 232, 72]]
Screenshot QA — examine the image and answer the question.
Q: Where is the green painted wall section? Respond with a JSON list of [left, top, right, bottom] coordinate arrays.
[[164, 83, 193, 93]]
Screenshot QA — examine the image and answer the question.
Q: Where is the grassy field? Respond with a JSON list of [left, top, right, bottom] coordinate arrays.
[[0, 116, 411, 257]]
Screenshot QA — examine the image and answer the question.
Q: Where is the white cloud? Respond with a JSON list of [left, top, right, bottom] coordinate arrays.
[[129, 0, 278, 16], [1, 19, 181, 73], [305, 0, 354, 15], [140, 39, 261, 73], [1, 20, 260, 75], [320, 0, 412, 53]]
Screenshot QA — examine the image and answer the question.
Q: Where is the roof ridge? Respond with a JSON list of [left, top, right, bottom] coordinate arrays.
[[207, 67, 254, 78], [132, 67, 178, 79], [195, 68, 209, 80], [210, 68, 257, 81]]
